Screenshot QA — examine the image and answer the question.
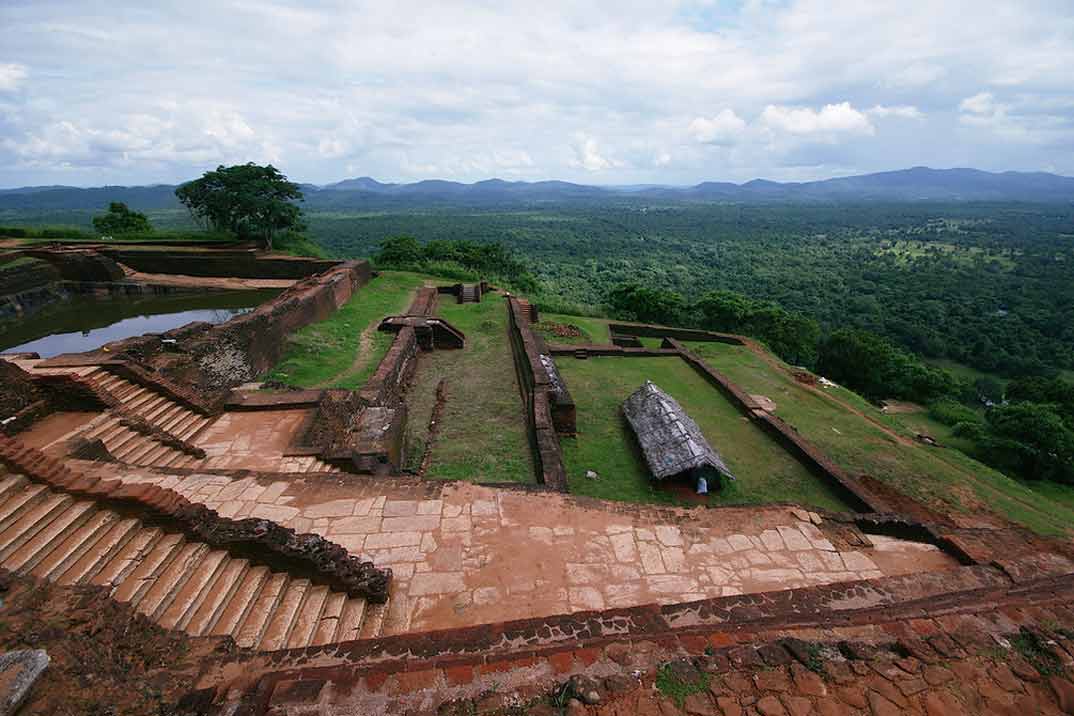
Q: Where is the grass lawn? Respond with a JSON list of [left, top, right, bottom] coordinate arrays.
[[557, 355, 854, 511], [404, 295, 534, 483], [264, 271, 428, 388], [683, 340, 1074, 536]]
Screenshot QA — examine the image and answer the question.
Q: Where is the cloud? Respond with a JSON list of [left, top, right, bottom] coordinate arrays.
[[688, 110, 747, 144], [0, 63, 27, 91], [760, 102, 875, 136], [570, 134, 621, 172], [960, 92, 997, 116], [867, 105, 923, 120], [1, 1, 1074, 185]]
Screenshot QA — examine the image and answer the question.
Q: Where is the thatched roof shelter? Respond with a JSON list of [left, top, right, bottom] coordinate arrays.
[[622, 381, 735, 482]]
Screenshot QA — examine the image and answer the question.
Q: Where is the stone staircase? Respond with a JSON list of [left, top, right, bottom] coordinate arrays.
[[459, 284, 480, 303], [514, 298, 537, 323], [0, 471, 381, 650], [34, 367, 212, 469]]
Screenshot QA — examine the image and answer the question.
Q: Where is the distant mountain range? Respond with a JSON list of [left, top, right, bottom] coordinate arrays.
[[1, 167, 1072, 210]]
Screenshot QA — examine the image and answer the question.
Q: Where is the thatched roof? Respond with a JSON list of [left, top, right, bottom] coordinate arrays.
[[622, 381, 735, 481]]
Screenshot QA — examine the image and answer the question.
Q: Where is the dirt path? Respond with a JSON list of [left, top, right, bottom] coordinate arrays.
[[315, 324, 378, 389], [314, 286, 420, 389]]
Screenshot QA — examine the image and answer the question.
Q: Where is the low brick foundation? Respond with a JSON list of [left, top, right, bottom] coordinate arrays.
[[670, 339, 888, 513], [506, 296, 569, 490], [99, 248, 340, 279]]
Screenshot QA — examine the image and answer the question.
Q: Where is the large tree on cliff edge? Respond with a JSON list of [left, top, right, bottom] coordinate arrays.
[[175, 163, 304, 250]]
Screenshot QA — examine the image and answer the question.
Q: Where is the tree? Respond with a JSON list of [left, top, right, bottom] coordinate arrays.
[[175, 163, 303, 250], [816, 328, 956, 403], [374, 236, 424, 266], [92, 202, 152, 235], [606, 283, 685, 324], [975, 402, 1074, 483]]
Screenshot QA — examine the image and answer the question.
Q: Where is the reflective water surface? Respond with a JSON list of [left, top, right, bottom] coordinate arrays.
[[0, 290, 277, 358]]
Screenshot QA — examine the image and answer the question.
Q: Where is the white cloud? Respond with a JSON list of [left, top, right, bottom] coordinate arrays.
[[688, 110, 747, 144], [1, 1, 1074, 184], [0, 63, 27, 91], [867, 105, 923, 120], [960, 93, 997, 115], [760, 102, 875, 136], [570, 134, 621, 172]]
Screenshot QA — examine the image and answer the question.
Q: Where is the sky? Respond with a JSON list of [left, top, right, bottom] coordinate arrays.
[[1, 0, 1073, 188]]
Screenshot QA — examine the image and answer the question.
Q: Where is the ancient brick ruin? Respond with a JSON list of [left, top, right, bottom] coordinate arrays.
[[1, 244, 1074, 715]]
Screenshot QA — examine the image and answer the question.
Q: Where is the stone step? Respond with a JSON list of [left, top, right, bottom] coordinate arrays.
[[2, 500, 96, 573], [233, 572, 290, 649], [170, 414, 200, 440], [159, 407, 195, 434], [83, 415, 124, 442], [258, 578, 311, 652], [105, 425, 145, 457], [340, 598, 370, 642], [312, 592, 347, 646], [138, 398, 172, 424], [91, 373, 123, 391], [287, 584, 329, 650], [0, 483, 50, 533], [210, 565, 271, 638], [108, 532, 186, 605], [157, 550, 230, 631], [30, 510, 120, 580], [183, 558, 251, 635], [119, 434, 163, 463], [0, 492, 76, 561], [0, 478, 376, 651], [136, 541, 211, 620], [132, 395, 168, 419], [83, 526, 165, 588], [181, 416, 210, 441], [123, 388, 160, 412], [55, 518, 142, 585], [0, 474, 28, 502], [106, 380, 142, 401]]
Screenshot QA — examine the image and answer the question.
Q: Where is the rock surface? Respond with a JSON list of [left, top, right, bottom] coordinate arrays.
[[0, 649, 48, 716]]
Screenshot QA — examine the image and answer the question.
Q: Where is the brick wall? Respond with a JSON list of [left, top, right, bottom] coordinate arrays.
[[357, 326, 419, 408], [670, 339, 888, 514], [99, 248, 340, 279], [505, 296, 569, 490]]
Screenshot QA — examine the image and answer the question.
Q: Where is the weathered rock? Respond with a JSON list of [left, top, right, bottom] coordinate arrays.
[[1050, 676, 1074, 715], [0, 650, 49, 716], [569, 674, 603, 705]]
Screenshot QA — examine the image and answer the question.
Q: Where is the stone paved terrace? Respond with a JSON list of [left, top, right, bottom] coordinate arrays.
[[99, 464, 959, 636]]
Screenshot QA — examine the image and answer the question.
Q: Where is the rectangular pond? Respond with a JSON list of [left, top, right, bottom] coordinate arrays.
[[0, 289, 278, 358]]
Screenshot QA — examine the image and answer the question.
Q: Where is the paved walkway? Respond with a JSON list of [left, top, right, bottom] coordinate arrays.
[[104, 467, 959, 636]]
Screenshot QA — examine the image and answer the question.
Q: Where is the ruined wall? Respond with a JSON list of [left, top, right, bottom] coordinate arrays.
[[506, 296, 569, 490], [357, 326, 419, 408], [99, 248, 340, 279], [19, 248, 126, 282], [140, 260, 370, 396], [670, 339, 887, 513], [609, 323, 747, 345]]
